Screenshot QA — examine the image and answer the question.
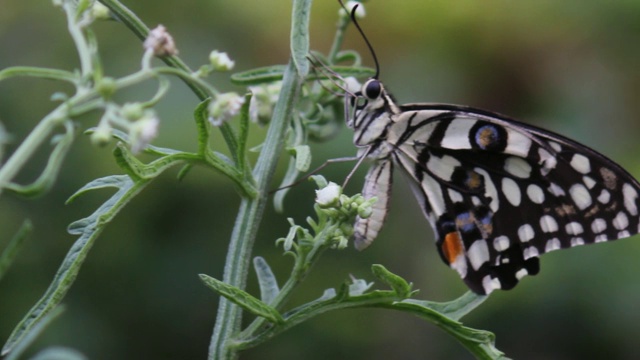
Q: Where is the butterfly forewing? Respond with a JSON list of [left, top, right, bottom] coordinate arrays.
[[348, 81, 640, 295]]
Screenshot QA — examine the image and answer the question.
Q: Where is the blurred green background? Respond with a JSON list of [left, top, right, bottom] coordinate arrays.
[[2, 1, 640, 359]]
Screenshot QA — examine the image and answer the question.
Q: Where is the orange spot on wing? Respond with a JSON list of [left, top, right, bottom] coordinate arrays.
[[442, 231, 464, 265]]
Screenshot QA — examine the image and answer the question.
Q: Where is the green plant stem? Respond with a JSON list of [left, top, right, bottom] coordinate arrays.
[[63, 1, 93, 78], [208, 59, 303, 360], [0, 109, 67, 197], [328, 14, 350, 64]]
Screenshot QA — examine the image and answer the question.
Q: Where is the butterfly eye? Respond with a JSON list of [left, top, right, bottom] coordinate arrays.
[[363, 79, 382, 99]]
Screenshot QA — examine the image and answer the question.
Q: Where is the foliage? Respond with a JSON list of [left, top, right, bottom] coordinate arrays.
[[0, 1, 509, 359]]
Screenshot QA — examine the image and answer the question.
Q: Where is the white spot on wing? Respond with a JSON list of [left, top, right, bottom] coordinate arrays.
[[467, 240, 490, 271], [518, 224, 535, 242], [548, 141, 562, 152], [618, 230, 631, 238], [523, 246, 539, 260], [595, 234, 608, 243], [565, 222, 584, 235], [591, 218, 607, 234], [515, 268, 529, 280], [527, 184, 545, 204], [475, 168, 499, 212], [570, 237, 585, 247], [482, 275, 501, 294], [493, 235, 510, 252], [570, 154, 591, 174], [505, 129, 532, 157], [450, 252, 468, 278], [504, 157, 531, 178], [539, 215, 558, 233], [502, 177, 521, 206], [569, 183, 592, 210], [583, 176, 596, 189], [613, 211, 629, 230], [448, 189, 464, 203], [420, 174, 446, 217], [548, 182, 566, 197], [440, 119, 475, 149], [622, 183, 638, 216], [427, 155, 461, 182], [538, 148, 557, 175], [545, 238, 561, 252], [598, 189, 611, 204]]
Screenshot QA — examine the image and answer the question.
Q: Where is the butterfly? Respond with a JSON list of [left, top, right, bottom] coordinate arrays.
[[340, 5, 640, 295]]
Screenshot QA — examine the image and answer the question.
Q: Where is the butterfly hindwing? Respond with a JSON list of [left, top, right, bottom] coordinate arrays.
[[389, 105, 640, 294]]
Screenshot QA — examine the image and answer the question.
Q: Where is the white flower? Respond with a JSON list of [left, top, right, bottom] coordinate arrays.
[[340, 1, 366, 19], [208, 92, 245, 126], [315, 182, 342, 208], [248, 82, 281, 124], [143, 25, 178, 56], [209, 50, 235, 71], [129, 112, 159, 154]]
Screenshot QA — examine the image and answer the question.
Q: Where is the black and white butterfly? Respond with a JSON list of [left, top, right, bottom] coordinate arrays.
[[341, 4, 640, 295]]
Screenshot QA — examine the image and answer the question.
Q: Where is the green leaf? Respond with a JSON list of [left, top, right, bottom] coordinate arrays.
[[2, 176, 149, 356], [0, 220, 32, 283], [231, 65, 376, 85], [253, 257, 280, 305], [292, 145, 311, 172], [199, 274, 284, 324], [193, 99, 211, 156], [407, 291, 488, 322], [291, 0, 311, 77], [5, 121, 75, 198], [3, 306, 66, 360], [371, 264, 413, 298], [0, 66, 77, 84], [236, 93, 253, 173], [390, 300, 508, 360]]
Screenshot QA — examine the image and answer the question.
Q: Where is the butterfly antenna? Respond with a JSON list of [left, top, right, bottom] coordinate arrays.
[[338, 0, 380, 79], [307, 54, 356, 97]]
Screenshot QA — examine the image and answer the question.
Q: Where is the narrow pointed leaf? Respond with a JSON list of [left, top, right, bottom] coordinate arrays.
[[6, 121, 74, 198], [199, 274, 283, 324], [291, 0, 311, 77], [3, 306, 65, 360], [371, 264, 413, 298], [0, 220, 32, 282], [253, 257, 280, 305]]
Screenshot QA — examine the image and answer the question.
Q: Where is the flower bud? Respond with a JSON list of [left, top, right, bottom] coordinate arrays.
[[209, 50, 235, 71], [143, 25, 178, 56], [208, 92, 245, 126], [315, 182, 342, 208]]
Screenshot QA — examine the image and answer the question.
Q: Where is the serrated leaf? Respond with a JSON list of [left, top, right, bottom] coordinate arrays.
[[371, 264, 413, 298], [253, 257, 280, 305], [390, 300, 508, 360], [199, 274, 283, 324], [2, 176, 148, 356]]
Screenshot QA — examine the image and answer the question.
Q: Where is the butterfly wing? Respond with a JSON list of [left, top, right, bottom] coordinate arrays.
[[391, 104, 640, 294]]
